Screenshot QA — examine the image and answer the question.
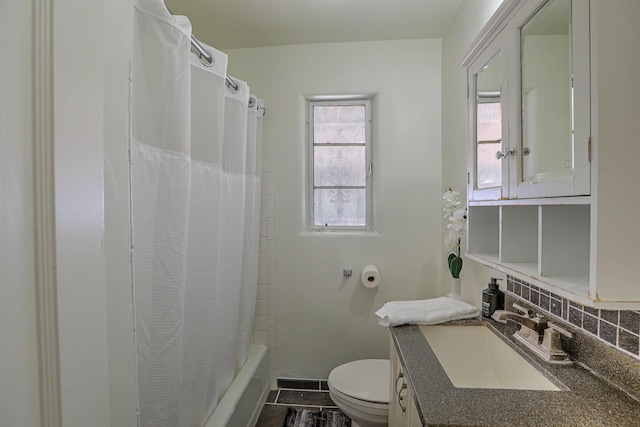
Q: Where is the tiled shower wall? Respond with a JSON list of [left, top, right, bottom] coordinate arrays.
[[507, 275, 640, 360], [254, 165, 278, 389]]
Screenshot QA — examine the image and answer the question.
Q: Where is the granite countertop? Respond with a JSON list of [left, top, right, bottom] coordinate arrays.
[[391, 318, 640, 427]]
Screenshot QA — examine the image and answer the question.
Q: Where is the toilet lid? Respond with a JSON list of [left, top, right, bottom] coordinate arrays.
[[328, 359, 390, 403]]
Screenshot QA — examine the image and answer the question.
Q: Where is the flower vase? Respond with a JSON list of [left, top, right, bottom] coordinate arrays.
[[447, 277, 464, 301]]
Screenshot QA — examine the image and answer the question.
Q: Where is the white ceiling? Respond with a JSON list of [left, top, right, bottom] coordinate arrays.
[[164, 0, 464, 50]]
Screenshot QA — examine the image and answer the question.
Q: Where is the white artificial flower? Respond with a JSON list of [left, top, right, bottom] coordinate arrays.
[[442, 188, 460, 201], [444, 231, 459, 252], [442, 189, 467, 249], [442, 187, 467, 277], [442, 189, 461, 218], [448, 208, 466, 232]]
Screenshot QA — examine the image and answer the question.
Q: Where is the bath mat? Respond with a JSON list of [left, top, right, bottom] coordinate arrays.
[[282, 407, 351, 427]]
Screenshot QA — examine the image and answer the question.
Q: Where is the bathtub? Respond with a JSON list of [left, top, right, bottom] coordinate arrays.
[[203, 345, 270, 427]]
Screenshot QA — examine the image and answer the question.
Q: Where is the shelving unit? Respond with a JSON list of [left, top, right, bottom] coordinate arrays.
[[501, 205, 537, 264], [467, 205, 499, 257], [467, 200, 595, 305], [539, 205, 590, 280], [467, 200, 639, 308]]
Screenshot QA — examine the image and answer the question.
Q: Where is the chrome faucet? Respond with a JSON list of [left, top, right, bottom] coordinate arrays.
[[491, 304, 548, 338], [491, 303, 573, 364]]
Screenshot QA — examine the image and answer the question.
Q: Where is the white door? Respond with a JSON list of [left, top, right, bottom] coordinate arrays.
[[1, 1, 113, 426], [1, 1, 42, 426]]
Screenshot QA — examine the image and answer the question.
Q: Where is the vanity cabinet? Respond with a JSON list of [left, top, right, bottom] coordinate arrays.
[[389, 338, 422, 427], [462, 0, 640, 308]]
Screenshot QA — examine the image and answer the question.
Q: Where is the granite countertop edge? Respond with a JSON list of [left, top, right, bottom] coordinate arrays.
[[390, 318, 640, 427]]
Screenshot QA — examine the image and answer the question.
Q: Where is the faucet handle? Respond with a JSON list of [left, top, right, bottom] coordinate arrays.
[[540, 322, 574, 363], [533, 313, 548, 330], [512, 303, 533, 317], [535, 313, 548, 323], [548, 322, 573, 338]]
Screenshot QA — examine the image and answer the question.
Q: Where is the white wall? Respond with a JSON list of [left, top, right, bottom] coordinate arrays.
[[227, 39, 443, 378], [103, 0, 138, 425], [441, 0, 505, 303]]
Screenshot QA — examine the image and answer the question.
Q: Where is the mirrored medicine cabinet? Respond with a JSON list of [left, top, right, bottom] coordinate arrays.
[[461, 0, 640, 308], [466, 0, 590, 202], [520, 0, 572, 184], [475, 51, 502, 191]]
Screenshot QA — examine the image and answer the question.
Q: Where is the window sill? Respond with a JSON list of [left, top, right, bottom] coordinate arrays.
[[298, 230, 381, 237]]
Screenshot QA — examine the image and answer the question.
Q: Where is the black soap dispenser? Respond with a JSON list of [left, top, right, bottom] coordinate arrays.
[[482, 278, 505, 318]]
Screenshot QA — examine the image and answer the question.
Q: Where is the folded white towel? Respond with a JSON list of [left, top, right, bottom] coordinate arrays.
[[374, 297, 480, 327]]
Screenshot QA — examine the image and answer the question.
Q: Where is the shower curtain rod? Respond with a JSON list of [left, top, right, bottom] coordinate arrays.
[[192, 33, 264, 115], [190, 34, 239, 93], [165, 6, 239, 92]]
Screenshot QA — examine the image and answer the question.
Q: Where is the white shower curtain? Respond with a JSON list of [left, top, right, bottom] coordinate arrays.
[[131, 1, 263, 426]]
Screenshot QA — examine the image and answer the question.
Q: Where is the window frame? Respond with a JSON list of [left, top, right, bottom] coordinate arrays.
[[307, 97, 373, 232]]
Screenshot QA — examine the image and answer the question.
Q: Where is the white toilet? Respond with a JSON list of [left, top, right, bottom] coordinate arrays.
[[327, 359, 390, 427]]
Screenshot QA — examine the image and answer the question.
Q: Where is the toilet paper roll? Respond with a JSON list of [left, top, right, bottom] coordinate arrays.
[[361, 265, 381, 288]]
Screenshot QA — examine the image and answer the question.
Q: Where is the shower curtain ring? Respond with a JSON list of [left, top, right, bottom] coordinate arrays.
[[198, 51, 214, 67]]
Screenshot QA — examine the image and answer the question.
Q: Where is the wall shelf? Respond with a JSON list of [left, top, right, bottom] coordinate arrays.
[[467, 201, 640, 309], [467, 252, 593, 307], [468, 196, 591, 207]]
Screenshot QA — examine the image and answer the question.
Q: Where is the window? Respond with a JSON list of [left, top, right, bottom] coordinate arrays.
[[307, 98, 372, 231], [476, 94, 502, 189]]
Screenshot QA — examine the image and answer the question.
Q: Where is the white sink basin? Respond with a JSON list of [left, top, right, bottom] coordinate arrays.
[[419, 325, 561, 391]]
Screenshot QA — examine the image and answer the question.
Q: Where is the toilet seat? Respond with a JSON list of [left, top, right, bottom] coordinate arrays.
[[328, 359, 390, 404], [329, 385, 389, 412]]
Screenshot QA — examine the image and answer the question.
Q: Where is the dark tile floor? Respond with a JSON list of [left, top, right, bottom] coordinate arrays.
[[255, 380, 351, 426]]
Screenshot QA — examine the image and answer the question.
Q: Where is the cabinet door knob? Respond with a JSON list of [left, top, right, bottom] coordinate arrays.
[[495, 148, 516, 159]]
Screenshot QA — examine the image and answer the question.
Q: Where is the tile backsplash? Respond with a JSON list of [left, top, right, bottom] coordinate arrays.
[[506, 275, 640, 360]]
